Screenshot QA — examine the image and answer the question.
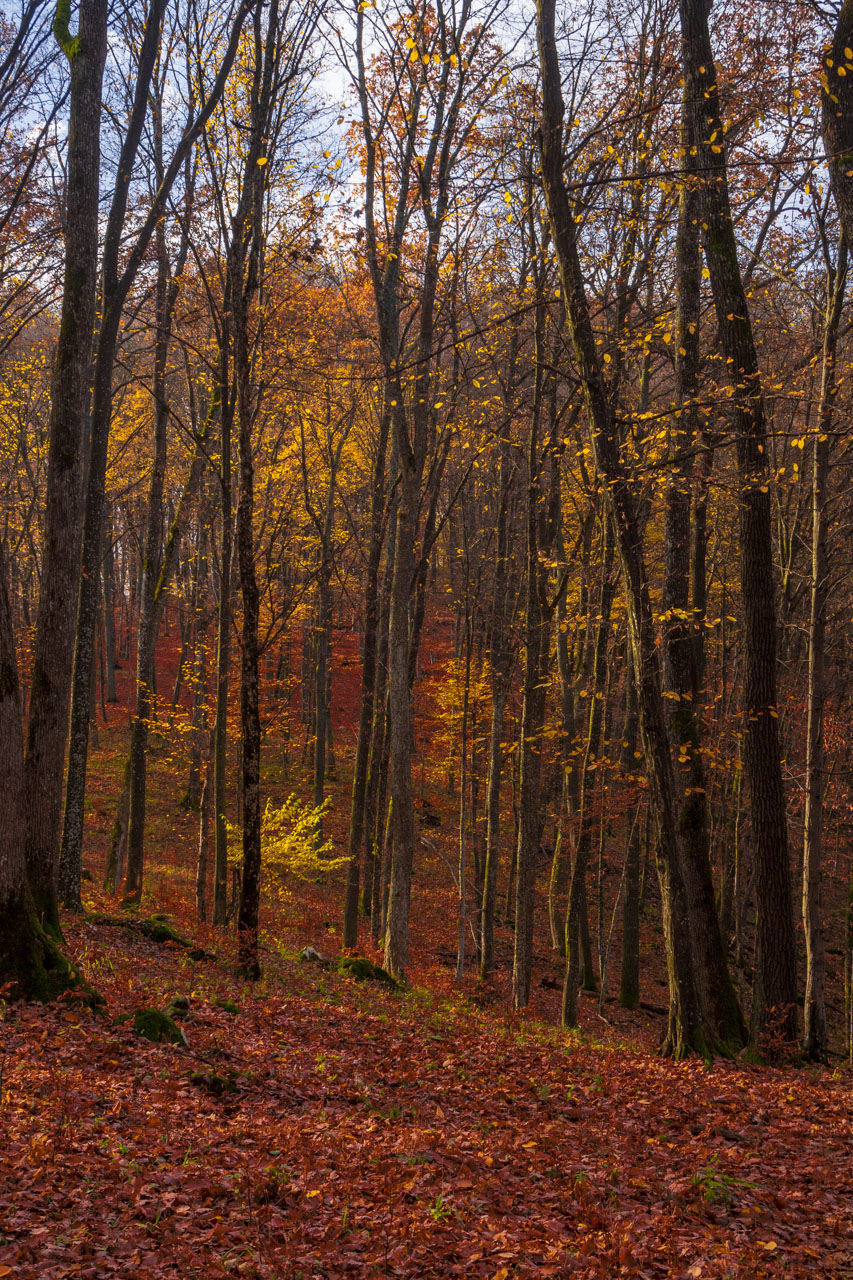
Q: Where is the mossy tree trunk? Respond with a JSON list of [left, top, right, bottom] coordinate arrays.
[[0, 550, 77, 1000]]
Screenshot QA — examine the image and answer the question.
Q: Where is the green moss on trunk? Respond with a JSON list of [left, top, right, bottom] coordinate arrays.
[[0, 892, 78, 1001]]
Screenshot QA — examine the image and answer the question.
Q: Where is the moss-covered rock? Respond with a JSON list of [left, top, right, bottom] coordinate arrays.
[[190, 1069, 238, 1097], [86, 914, 214, 961], [138, 918, 191, 946], [214, 998, 240, 1015], [165, 995, 191, 1020], [133, 1007, 187, 1046], [337, 955, 398, 988]]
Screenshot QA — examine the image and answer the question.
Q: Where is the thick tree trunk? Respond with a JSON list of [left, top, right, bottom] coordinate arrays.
[[0, 550, 77, 999], [823, 3, 853, 252], [23, 0, 108, 932], [664, 83, 745, 1051], [680, 0, 797, 1048]]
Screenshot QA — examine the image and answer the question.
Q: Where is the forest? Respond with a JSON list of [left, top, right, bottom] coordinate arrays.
[[2, 0, 853, 1274]]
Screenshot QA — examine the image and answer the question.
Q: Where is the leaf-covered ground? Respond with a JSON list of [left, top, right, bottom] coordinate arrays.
[[2, 913, 852, 1280]]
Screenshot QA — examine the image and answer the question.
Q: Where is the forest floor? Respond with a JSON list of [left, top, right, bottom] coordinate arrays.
[[4, 620, 853, 1278], [2, 883, 853, 1279]]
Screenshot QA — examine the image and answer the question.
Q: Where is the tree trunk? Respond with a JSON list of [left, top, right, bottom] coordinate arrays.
[[102, 510, 118, 702], [23, 0, 108, 933], [384, 463, 418, 979], [803, 244, 847, 1060], [122, 119, 178, 906], [619, 679, 641, 1010], [212, 395, 233, 927], [562, 521, 614, 1026], [480, 405, 515, 977], [511, 289, 553, 1011], [663, 75, 745, 1051], [0, 549, 76, 999], [679, 0, 797, 1049], [343, 406, 389, 946]]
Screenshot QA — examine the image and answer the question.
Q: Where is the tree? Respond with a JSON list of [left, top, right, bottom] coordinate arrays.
[[679, 0, 797, 1049]]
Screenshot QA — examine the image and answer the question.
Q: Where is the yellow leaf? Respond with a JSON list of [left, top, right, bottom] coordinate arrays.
[[257, 156, 267, 166]]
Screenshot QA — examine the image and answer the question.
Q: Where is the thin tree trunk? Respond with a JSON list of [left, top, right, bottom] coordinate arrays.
[[620, 679, 641, 1010], [343, 408, 389, 946], [803, 243, 847, 1060], [103, 510, 118, 702], [562, 522, 614, 1026]]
